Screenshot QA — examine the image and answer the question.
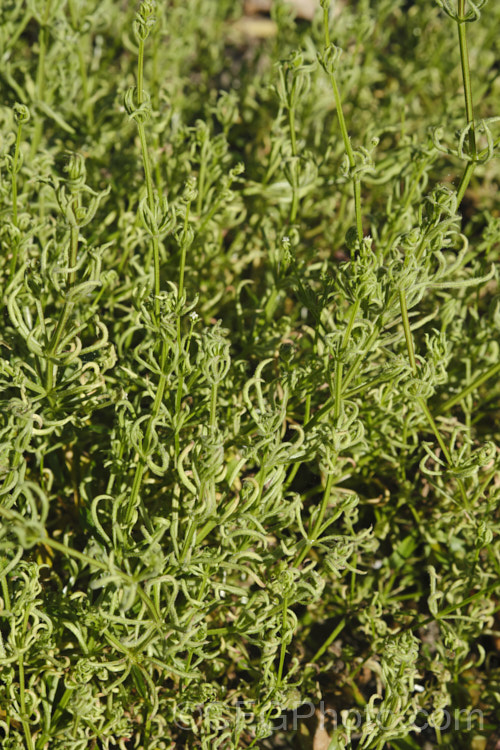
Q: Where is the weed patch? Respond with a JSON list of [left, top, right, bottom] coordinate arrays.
[[0, 1, 499, 748]]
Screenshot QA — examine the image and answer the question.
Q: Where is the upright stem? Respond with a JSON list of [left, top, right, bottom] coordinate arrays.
[[11, 123, 22, 227], [125, 342, 167, 525], [399, 288, 468, 505], [209, 383, 218, 432], [323, 3, 363, 242], [334, 296, 361, 420], [68, 0, 92, 127], [178, 202, 190, 302], [125, 18, 170, 524], [45, 208, 79, 393], [438, 360, 500, 414], [399, 289, 417, 375], [136, 36, 160, 319], [457, 0, 476, 158], [294, 472, 335, 567], [276, 594, 289, 686], [9, 119, 24, 279], [400, 287, 449, 460], [454, 0, 479, 209], [288, 94, 300, 224], [137, 36, 145, 108], [173, 203, 192, 458], [196, 140, 208, 217], [311, 617, 346, 664], [19, 610, 35, 750], [31, 0, 53, 158], [456, 161, 475, 204]]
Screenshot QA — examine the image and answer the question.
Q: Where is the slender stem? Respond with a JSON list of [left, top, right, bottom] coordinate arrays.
[[137, 127, 154, 208], [456, 133, 500, 206], [353, 178, 363, 242], [62, 198, 80, 293], [39, 686, 74, 742], [289, 160, 299, 225], [399, 289, 417, 375], [127, 462, 147, 523], [342, 297, 360, 349], [284, 456, 300, 492], [8, 7, 31, 50], [294, 472, 335, 567], [334, 296, 361, 420], [19, 610, 35, 750], [326, 69, 363, 241], [196, 143, 207, 217], [334, 360, 343, 421], [125, 342, 167, 525], [456, 160, 475, 204], [311, 617, 346, 663], [1, 577, 10, 611], [417, 398, 452, 466], [31, 0, 53, 158], [399, 290, 468, 504], [179, 518, 197, 565], [180, 574, 209, 692], [11, 122, 22, 227], [284, 330, 315, 491], [453, 1, 479, 208], [136, 37, 160, 319], [341, 325, 378, 393], [178, 201, 190, 302], [289, 101, 297, 158], [276, 594, 289, 686], [68, 0, 91, 125], [9, 120, 24, 278], [125, 20, 170, 523], [288, 100, 300, 224], [209, 383, 218, 432], [385, 158, 429, 250], [137, 118, 160, 316], [399, 289, 452, 460], [264, 285, 279, 323], [330, 74, 356, 162], [45, 215, 79, 393], [173, 205, 192, 457], [438, 360, 500, 414], [323, 5, 331, 48], [457, 1, 476, 158], [322, 5, 363, 241], [137, 37, 145, 107], [341, 242, 434, 394]]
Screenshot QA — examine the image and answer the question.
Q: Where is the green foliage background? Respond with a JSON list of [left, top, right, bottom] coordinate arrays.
[[0, 0, 499, 748]]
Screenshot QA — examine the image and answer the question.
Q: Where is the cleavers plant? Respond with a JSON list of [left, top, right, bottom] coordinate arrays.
[[0, 0, 499, 749]]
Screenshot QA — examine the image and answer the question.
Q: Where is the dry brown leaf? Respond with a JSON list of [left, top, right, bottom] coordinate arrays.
[[288, 0, 320, 19], [244, 0, 320, 21], [311, 724, 334, 750], [229, 16, 278, 39], [297, 705, 337, 750], [244, 0, 273, 13]]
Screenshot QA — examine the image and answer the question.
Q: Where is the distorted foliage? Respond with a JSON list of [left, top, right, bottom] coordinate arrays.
[[0, 1, 499, 748]]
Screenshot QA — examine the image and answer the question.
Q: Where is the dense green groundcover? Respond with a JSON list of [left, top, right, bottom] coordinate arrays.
[[1, 0, 500, 747]]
